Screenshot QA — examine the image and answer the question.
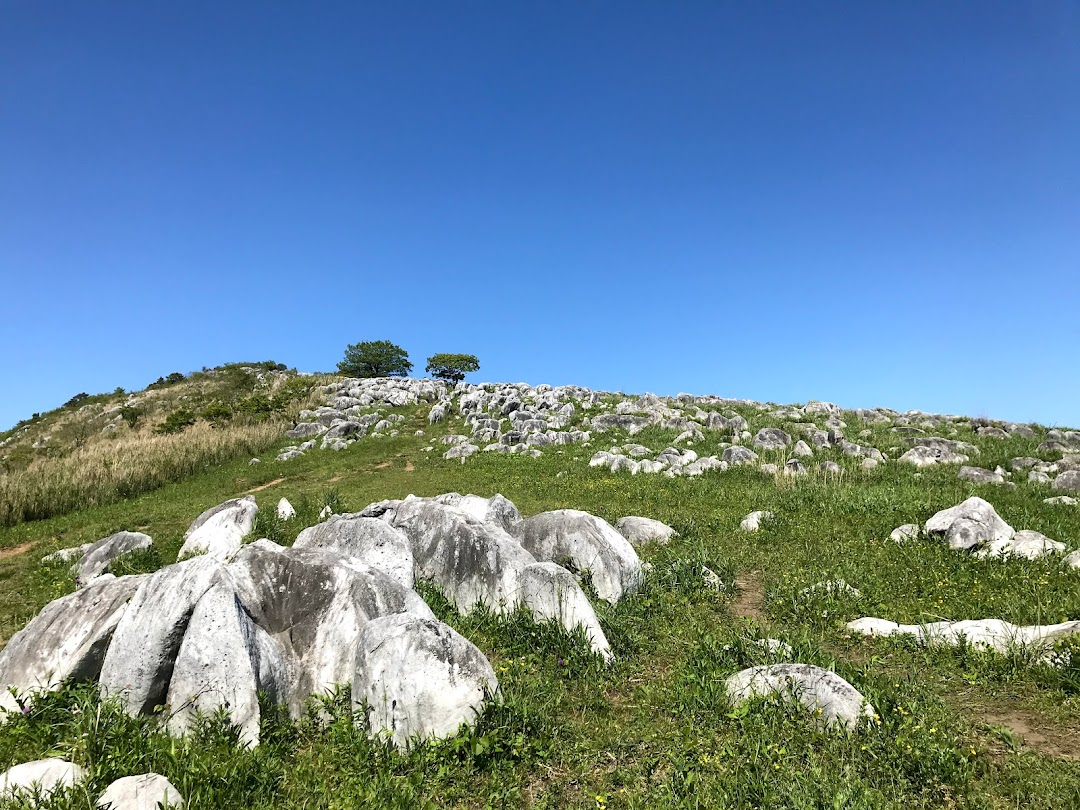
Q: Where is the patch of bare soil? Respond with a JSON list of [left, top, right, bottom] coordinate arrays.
[[0, 542, 33, 561], [245, 477, 287, 494], [405, 461, 415, 471], [731, 571, 767, 623], [981, 710, 1080, 761]]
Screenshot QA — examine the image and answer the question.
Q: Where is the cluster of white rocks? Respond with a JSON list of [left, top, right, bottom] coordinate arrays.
[[0, 491, 673, 752], [271, 379, 1080, 498], [888, 496, 1077, 563]]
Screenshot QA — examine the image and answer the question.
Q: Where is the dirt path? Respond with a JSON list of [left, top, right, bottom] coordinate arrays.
[[0, 542, 33, 561], [980, 709, 1080, 761], [245, 477, 287, 494], [731, 571, 767, 623]]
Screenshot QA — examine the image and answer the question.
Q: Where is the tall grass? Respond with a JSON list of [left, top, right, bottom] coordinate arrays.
[[0, 421, 284, 526]]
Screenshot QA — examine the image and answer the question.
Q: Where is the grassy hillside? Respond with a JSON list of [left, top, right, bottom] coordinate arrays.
[[1, 391, 1079, 808], [0, 363, 324, 526]]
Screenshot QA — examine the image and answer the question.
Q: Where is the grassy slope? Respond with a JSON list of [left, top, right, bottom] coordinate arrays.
[[1, 399, 1079, 808]]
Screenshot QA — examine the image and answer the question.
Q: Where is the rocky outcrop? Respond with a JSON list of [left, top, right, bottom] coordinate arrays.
[[725, 664, 875, 729], [177, 496, 258, 561], [353, 614, 498, 748], [0, 575, 145, 711], [517, 510, 643, 604]]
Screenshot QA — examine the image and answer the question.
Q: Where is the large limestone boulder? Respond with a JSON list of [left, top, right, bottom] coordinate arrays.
[[752, 428, 792, 451], [388, 497, 538, 612], [165, 575, 289, 748], [293, 515, 415, 589], [177, 496, 258, 561], [924, 496, 1014, 551], [353, 614, 499, 748], [1053, 470, 1080, 493], [614, 516, 676, 546], [519, 562, 611, 660], [725, 664, 875, 730], [0, 575, 145, 711], [517, 510, 643, 604], [368, 495, 614, 658], [96, 773, 185, 809], [227, 541, 433, 717], [899, 445, 969, 467], [722, 446, 758, 466], [73, 531, 153, 586], [0, 758, 84, 800], [98, 556, 223, 717]]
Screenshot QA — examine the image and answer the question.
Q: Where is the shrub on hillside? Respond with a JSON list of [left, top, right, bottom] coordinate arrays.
[[155, 409, 197, 435]]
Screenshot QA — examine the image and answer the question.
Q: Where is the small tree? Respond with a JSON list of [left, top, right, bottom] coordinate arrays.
[[425, 353, 480, 382], [337, 340, 413, 378]]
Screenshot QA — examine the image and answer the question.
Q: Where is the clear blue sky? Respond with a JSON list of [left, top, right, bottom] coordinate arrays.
[[2, 2, 1078, 430]]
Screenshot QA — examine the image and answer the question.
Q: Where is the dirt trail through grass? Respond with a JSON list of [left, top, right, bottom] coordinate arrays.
[[731, 570, 767, 623], [0, 542, 32, 560], [245, 477, 288, 494]]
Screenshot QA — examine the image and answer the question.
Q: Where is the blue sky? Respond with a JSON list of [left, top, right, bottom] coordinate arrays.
[[2, 2, 1078, 429]]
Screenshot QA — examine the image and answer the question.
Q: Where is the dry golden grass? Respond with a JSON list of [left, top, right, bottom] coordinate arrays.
[[0, 420, 284, 526]]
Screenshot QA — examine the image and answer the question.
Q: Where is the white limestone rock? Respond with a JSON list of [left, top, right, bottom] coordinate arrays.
[[517, 510, 643, 604], [96, 773, 185, 810], [353, 614, 499, 748], [177, 496, 258, 561], [0, 758, 85, 800], [614, 516, 676, 546], [924, 496, 1014, 551], [739, 510, 773, 533], [725, 664, 875, 730], [0, 575, 145, 711]]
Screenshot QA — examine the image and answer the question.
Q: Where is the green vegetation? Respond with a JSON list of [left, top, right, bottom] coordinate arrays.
[[425, 353, 480, 382], [337, 340, 413, 378], [0, 397, 1079, 807]]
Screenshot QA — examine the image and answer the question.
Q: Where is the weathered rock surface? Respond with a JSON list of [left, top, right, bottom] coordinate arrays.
[[753, 428, 792, 450], [96, 773, 185, 810], [75, 531, 153, 586], [353, 614, 498, 748], [165, 575, 289, 747], [1053, 470, 1080, 493], [722, 446, 758, 466], [0, 575, 145, 711], [847, 617, 1080, 653], [976, 530, 1065, 560], [957, 466, 1005, 485], [614, 516, 676, 546], [518, 562, 611, 660], [725, 664, 875, 729], [294, 515, 415, 589], [924, 497, 1014, 551], [0, 758, 85, 800], [99, 556, 223, 715], [517, 510, 643, 604], [739, 511, 772, 533], [888, 524, 920, 543], [898, 445, 969, 467], [227, 541, 434, 719], [177, 496, 258, 561]]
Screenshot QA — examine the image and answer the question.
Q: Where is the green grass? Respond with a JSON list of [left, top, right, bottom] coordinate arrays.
[[2, 401, 1080, 807]]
